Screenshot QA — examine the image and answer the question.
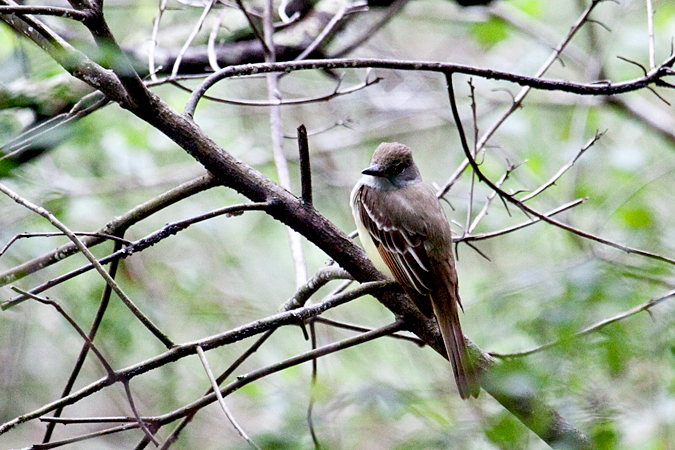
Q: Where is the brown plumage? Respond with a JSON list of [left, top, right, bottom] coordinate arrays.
[[351, 142, 479, 399]]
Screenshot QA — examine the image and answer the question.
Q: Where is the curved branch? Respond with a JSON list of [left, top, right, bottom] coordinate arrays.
[[445, 73, 675, 267], [184, 56, 675, 116]]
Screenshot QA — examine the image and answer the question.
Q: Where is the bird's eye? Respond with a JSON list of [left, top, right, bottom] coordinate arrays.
[[390, 162, 404, 174]]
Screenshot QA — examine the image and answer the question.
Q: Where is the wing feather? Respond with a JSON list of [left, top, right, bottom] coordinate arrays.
[[355, 184, 435, 315], [352, 170, 478, 399]]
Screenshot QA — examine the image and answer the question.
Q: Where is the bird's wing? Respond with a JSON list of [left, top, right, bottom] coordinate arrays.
[[354, 181, 478, 398], [355, 183, 435, 316]]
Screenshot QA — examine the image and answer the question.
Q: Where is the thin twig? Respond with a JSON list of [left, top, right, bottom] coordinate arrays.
[[123, 381, 160, 446], [616, 55, 648, 76], [0, 232, 130, 258], [284, 117, 354, 139], [520, 130, 603, 202], [646, 0, 656, 70], [646, 85, 672, 105], [169, 73, 380, 107], [207, 7, 228, 72], [41, 416, 141, 423], [312, 316, 425, 346], [307, 322, 322, 450], [491, 288, 675, 358], [0, 182, 174, 348], [298, 124, 312, 206], [463, 78, 479, 237], [468, 163, 518, 234], [461, 198, 586, 243], [30, 422, 146, 449], [196, 346, 262, 450], [10, 287, 114, 375], [149, 0, 169, 82], [293, 1, 368, 62], [235, 0, 271, 56], [170, 0, 218, 79]]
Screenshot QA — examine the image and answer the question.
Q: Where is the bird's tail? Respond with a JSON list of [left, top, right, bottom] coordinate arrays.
[[430, 267, 480, 399]]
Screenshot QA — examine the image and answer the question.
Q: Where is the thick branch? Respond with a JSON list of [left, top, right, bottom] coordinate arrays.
[[0, 11, 607, 447], [128, 91, 591, 449]]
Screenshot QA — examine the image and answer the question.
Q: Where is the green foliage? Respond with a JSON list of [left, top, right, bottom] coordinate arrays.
[[485, 410, 531, 450], [591, 420, 620, 450], [0, 24, 14, 60], [509, 0, 542, 17], [470, 17, 509, 48]]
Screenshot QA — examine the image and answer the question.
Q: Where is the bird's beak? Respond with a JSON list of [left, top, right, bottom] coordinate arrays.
[[362, 164, 385, 177]]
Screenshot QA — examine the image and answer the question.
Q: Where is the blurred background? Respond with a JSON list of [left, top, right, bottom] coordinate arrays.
[[1, 0, 675, 448]]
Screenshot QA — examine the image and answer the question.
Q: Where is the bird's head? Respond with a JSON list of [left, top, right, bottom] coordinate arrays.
[[362, 142, 421, 187]]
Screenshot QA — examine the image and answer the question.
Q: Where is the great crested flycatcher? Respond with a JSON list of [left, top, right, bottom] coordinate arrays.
[[351, 142, 479, 399]]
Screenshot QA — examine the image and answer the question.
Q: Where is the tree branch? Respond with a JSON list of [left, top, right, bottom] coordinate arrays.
[[0, 281, 390, 435], [183, 56, 675, 116], [0, 173, 218, 287], [0, 182, 174, 348]]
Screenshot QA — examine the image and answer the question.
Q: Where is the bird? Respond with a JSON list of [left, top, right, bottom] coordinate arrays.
[[351, 142, 480, 399]]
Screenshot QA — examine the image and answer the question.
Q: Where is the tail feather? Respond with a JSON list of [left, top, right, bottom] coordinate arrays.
[[430, 270, 480, 399]]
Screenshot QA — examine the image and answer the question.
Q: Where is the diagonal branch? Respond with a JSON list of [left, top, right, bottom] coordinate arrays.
[[0, 182, 174, 348], [196, 346, 262, 450], [0, 281, 391, 435], [0, 173, 218, 287], [492, 287, 675, 358]]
